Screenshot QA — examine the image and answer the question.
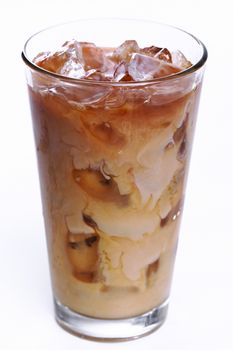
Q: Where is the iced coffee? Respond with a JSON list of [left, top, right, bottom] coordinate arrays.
[[23, 21, 207, 339]]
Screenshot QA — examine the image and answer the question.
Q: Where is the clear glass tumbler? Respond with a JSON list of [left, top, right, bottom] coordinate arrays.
[[22, 19, 207, 341]]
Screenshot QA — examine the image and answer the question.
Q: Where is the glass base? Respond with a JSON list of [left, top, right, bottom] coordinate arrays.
[[54, 298, 168, 342]]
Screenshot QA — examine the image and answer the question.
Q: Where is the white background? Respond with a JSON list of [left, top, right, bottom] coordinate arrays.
[[0, 0, 233, 349]]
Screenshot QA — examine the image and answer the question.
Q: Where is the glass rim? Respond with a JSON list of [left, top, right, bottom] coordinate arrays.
[[21, 18, 208, 86]]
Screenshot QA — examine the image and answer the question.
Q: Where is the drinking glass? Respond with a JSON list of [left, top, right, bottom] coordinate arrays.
[[22, 19, 207, 341]]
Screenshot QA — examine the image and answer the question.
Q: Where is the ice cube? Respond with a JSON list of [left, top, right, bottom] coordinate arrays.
[[84, 68, 116, 81], [128, 53, 158, 81], [171, 50, 192, 69], [141, 46, 172, 63], [62, 39, 77, 50], [51, 40, 85, 78], [112, 40, 140, 62], [33, 51, 50, 64], [84, 69, 104, 81], [113, 61, 132, 82], [128, 53, 180, 81], [34, 40, 81, 75], [155, 48, 172, 63], [140, 46, 162, 56], [76, 42, 116, 80], [59, 60, 86, 79], [34, 50, 69, 73], [76, 42, 107, 71]]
